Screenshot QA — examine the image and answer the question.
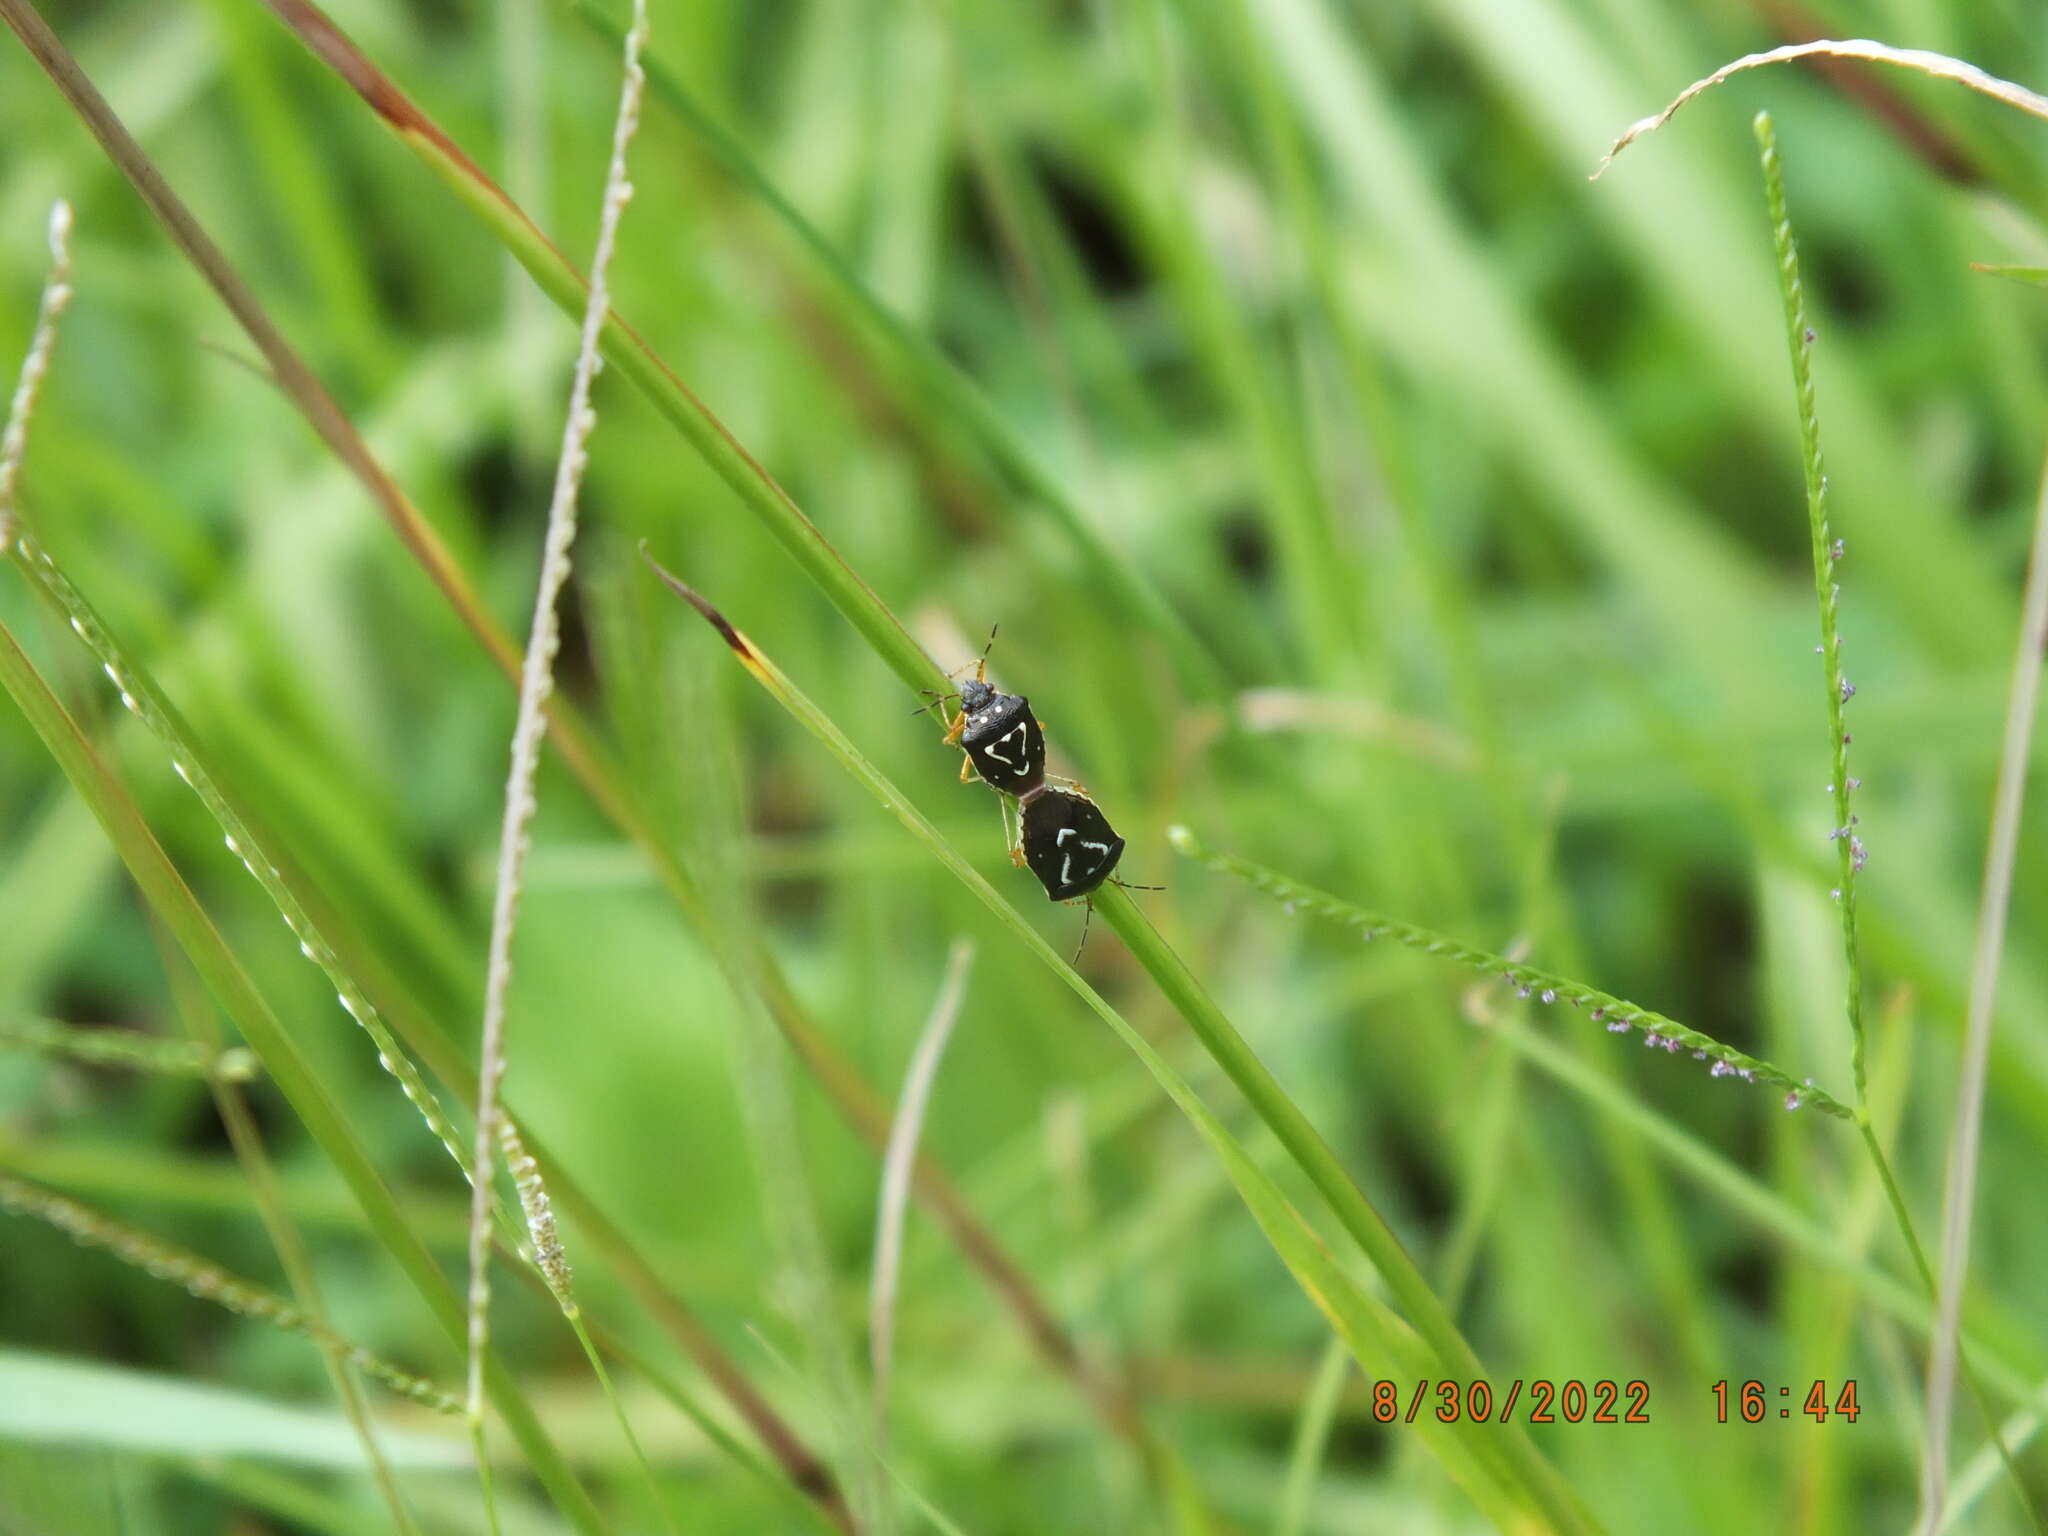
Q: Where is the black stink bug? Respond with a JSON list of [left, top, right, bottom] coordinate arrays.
[[1020, 786, 1125, 902], [929, 633, 1048, 796], [950, 672, 1047, 795]]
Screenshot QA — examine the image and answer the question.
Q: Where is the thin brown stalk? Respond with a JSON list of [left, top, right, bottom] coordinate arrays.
[[0, 0, 510, 670], [1921, 442, 2048, 1530]]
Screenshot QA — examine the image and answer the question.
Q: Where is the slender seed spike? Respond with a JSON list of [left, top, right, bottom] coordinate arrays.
[[1169, 827, 1855, 1118]]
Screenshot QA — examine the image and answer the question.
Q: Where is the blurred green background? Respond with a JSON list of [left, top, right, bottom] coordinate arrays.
[[4, 0, 2048, 1530]]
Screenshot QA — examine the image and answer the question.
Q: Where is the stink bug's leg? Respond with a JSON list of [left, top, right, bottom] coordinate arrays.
[[1044, 772, 1087, 796], [1070, 900, 1094, 966], [998, 795, 1022, 864], [1111, 877, 1164, 892], [958, 750, 977, 783]]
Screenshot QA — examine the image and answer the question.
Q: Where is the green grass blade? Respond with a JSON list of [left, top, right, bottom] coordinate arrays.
[[1753, 113, 1868, 1109], [0, 613, 606, 1535], [0, 1351, 467, 1469], [1274, 1338, 1349, 1536], [1972, 264, 2048, 287]]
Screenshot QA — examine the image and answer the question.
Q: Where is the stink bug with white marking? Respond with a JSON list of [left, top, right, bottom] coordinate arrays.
[[951, 673, 1047, 795], [1019, 786, 1125, 902], [925, 630, 1049, 795]]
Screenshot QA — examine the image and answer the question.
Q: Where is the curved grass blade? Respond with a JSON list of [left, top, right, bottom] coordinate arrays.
[[1170, 826, 1851, 1117], [642, 553, 1600, 1535], [1597, 39, 2048, 177], [871, 941, 973, 1438], [1275, 1339, 1349, 1536]]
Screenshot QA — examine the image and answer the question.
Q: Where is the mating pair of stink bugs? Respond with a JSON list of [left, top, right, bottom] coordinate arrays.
[[925, 635, 1128, 904]]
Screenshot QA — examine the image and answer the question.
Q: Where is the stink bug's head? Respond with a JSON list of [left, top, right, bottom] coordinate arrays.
[[958, 676, 995, 713]]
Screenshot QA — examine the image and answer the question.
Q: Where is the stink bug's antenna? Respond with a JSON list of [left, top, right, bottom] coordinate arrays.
[[945, 623, 1001, 684], [1071, 900, 1095, 966], [1111, 876, 1164, 892]]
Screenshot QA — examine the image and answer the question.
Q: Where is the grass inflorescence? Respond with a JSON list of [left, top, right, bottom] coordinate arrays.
[[0, 1172, 461, 1415], [1170, 827, 1853, 1118], [1753, 111, 1870, 1109], [0, 1016, 258, 1081]]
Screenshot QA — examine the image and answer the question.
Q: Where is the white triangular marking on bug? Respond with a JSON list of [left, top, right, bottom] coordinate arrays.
[[986, 722, 1030, 775]]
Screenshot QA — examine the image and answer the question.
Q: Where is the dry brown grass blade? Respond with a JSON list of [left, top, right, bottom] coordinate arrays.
[[1595, 39, 2048, 177], [1747, 1, 1982, 182]]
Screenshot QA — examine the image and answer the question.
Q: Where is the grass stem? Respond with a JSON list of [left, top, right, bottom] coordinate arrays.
[[1922, 439, 2048, 1529], [464, 0, 648, 1468]]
